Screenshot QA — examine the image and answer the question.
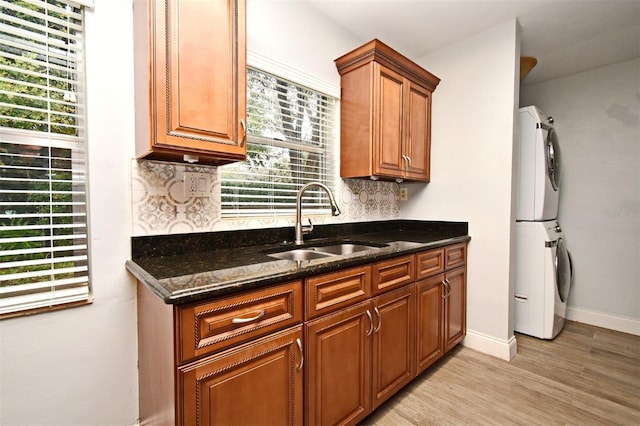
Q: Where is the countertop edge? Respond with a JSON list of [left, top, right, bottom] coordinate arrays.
[[126, 234, 470, 305]]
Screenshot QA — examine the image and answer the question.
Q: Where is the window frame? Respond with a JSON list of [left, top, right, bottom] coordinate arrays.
[[221, 53, 340, 219], [0, 0, 92, 319]]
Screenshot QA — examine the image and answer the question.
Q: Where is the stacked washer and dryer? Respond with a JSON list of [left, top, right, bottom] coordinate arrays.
[[514, 106, 573, 339]]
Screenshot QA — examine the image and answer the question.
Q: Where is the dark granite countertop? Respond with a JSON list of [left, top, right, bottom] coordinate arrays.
[[126, 220, 470, 305]]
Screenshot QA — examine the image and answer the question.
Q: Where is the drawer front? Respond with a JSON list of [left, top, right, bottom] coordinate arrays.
[[372, 255, 415, 295], [306, 265, 371, 320], [178, 280, 302, 363], [416, 248, 445, 280], [445, 243, 467, 270]]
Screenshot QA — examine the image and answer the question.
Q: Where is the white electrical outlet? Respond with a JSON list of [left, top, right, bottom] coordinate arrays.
[[184, 172, 210, 197], [399, 187, 408, 201]]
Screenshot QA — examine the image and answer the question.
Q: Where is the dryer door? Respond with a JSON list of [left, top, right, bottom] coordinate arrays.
[[555, 238, 571, 302], [546, 127, 561, 190]]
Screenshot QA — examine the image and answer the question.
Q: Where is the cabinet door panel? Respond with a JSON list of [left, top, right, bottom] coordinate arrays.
[[372, 286, 415, 408], [405, 82, 431, 181], [306, 302, 371, 426], [141, 0, 246, 164], [170, 0, 231, 137], [179, 326, 303, 426], [416, 275, 444, 374], [375, 64, 404, 177], [445, 266, 467, 352]]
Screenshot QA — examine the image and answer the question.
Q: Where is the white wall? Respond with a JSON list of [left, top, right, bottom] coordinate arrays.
[[402, 20, 521, 360], [0, 1, 362, 424], [247, 0, 361, 87], [0, 1, 139, 425], [521, 59, 640, 335]]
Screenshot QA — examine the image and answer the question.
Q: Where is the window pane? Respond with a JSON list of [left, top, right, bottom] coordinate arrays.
[[222, 67, 337, 217], [0, 0, 90, 318]]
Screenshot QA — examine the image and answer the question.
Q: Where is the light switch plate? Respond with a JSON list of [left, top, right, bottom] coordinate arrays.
[[184, 172, 210, 197]]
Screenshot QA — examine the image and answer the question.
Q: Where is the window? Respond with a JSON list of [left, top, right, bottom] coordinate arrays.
[[0, 0, 91, 318], [221, 66, 338, 218]]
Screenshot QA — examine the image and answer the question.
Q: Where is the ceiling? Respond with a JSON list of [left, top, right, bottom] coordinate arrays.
[[303, 0, 640, 85]]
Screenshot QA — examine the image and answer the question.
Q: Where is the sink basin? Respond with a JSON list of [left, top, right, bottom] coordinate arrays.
[[313, 243, 382, 255], [266, 242, 387, 262], [268, 248, 334, 261]]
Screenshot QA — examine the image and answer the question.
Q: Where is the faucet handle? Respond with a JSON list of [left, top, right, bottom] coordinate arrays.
[[302, 218, 313, 235]]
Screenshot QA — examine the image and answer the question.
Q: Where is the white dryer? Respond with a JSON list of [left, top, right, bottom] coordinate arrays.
[[514, 220, 573, 339], [516, 106, 561, 221]]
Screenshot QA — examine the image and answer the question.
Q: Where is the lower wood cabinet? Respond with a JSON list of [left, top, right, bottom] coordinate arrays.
[[415, 266, 467, 374], [137, 280, 303, 426], [179, 326, 304, 426], [305, 285, 415, 425], [372, 285, 415, 409], [416, 274, 444, 374], [444, 266, 467, 351], [137, 241, 467, 426], [305, 301, 372, 425]]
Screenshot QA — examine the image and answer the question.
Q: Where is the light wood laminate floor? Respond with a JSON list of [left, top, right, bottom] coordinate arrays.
[[363, 321, 640, 425]]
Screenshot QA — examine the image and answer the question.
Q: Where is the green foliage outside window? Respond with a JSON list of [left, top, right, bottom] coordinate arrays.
[[221, 68, 334, 213]]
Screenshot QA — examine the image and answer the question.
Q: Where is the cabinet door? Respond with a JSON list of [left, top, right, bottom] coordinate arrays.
[[415, 274, 444, 374], [148, 0, 246, 162], [305, 302, 372, 426], [374, 64, 405, 178], [372, 285, 415, 409], [404, 82, 431, 181], [444, 266, 467, 352], [179, 326, 303, 426]]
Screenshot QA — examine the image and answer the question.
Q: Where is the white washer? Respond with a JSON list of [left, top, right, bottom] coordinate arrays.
[[516, 106, 561, 221], [514, 220, 573, 339]]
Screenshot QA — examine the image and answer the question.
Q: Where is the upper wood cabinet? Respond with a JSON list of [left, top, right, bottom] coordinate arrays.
[[335, 39, 440, 182], [133, 0, 247, 166]]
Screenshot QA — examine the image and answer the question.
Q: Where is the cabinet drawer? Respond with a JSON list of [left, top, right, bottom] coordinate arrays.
[[372, 255, 415, 295], [178, 280, 302, 363], [306, 265, 371, 320], [445, 243, 466, 270], [416, 248, 445, 280]]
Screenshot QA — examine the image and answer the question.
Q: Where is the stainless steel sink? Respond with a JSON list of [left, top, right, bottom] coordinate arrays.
[[266, 242, 387, 262], [268, 248, 335, 261], [313, 243, 381, 255]]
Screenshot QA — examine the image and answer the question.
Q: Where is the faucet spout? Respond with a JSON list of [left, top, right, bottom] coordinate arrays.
[[295, 182, 341, 245]]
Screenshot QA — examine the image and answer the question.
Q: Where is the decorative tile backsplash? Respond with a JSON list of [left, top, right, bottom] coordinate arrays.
[[131, 159, 400, 236]]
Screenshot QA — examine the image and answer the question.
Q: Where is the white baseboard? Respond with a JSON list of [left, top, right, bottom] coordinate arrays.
[[462, 329, 518, 361], [566, 306, 640, 336]]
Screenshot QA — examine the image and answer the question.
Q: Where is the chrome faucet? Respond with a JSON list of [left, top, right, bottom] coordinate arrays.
[[294, 182, 341, 245]]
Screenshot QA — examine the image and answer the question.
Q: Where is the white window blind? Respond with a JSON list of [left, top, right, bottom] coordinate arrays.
[[221, 67, 338, 218], [0, 0, 90, 317]]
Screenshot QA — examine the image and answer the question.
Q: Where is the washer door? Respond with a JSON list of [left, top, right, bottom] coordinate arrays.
[[555, 238, 571, 302], [546, 128, 561, 190]]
